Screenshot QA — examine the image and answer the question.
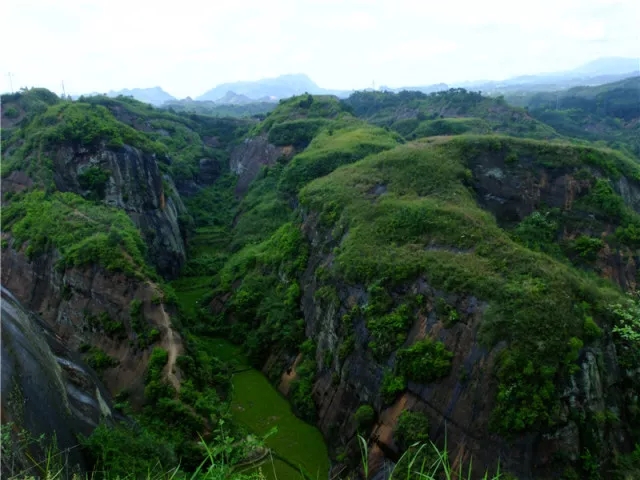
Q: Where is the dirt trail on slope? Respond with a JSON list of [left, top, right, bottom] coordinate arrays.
[[159, 304, 181, 390], [147, 282, 182, 390]]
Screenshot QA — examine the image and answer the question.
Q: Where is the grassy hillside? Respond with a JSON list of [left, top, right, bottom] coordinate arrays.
[[506, 76, 640, 158], [342, 88, 560, 141], [300, 136, 639, 429], [162, 99, 276, 118], [204, 100, 640, 475]]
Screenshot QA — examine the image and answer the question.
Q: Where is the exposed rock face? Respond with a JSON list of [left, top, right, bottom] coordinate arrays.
[[270, 203, 640, 480], [2, 170, 33, 193], [0, 245, 182, 407], [51, 144, 187, 278], [1, 285, 118, 476], [172, 158, 225, 198], [198, 157, 222, 185], [468, 151, 640, 291], [230, 135, 288, 196]]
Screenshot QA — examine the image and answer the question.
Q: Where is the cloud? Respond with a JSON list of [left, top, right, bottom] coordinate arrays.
[[375, 40, 458, 63], [326, 11, 378, 30], [561, 20, 607, 41], [1, 0, 638, 96]]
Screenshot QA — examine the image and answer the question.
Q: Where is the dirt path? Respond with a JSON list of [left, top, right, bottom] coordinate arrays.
[[158, 304, 181, 390]]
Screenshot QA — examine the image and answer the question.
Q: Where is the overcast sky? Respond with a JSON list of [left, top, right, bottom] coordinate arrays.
[[2, 0, 639, 98]]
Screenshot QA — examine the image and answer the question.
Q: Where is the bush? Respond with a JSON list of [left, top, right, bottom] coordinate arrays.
[[570, 235, 604, 262], [354, 405, 375, 429], [3, 106, 19, 119], [394, 410, 430, 451], [381, 371, 406, 405], [289, 357, 317, 422], [85, 347, 119, 375], [78, 166, 111, 200], [81, 422, 178, 478], [367, 304, 413, 359], [396, 338, 453, 384], [583, 316, 603, 341], [514, 210, 560, 255]]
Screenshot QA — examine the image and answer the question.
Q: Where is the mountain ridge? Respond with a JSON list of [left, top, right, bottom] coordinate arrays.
[[68, 56, 639, 106]]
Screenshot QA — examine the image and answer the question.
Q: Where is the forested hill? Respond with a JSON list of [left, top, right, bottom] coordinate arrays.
[[341, 88, 560, 140], [506, 75, 640, 158], [1, 85, 640, 480]]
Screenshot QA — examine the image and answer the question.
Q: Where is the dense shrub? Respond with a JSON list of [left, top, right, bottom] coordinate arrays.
[[394, 410, 430, 451], [396, 338, 453, 384], [2, 190, 149, 276], [354, 405, 375, 429], [381, 371, 406, 405]]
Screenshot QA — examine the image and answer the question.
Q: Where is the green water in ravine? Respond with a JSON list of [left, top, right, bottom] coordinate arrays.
[[196, 338, 329, 480], [171, 225, 329, 480]]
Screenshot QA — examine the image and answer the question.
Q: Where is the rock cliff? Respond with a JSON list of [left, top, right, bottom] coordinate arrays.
[[230, 135, 291, 196], [51, 144, 187, 278], [1, 285, 118, 476], [251, 137, 640, 479], [0, 244, 183, 407]]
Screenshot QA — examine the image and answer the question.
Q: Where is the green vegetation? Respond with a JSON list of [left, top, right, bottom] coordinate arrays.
[[289, 354, 317, 423], [162, 99, 275, 118], [216, 223, 308, 364], [354, 405, 376, 430], [86, 311, 126, 339], [367, 304, 413, 359], [78, 165, 111, 200], [267, 118, 330, 148], [5, 84, 640, 479], [3, 106, 19, 118], [256, 95, 347, 136], [299, 137, 627, 433], [1, 190, 150, 276], [508, 76, 640, 158], [72, 94, 252, 182], [381, 371, 407, 405], [343, 88, 558, 141], [396, 339, 453, 384], [278, 125, 400, 194], [84, 346, 119, 375], [394, 411, 430, 451]]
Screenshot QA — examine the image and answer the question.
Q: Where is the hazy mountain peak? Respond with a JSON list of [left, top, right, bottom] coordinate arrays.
[[570, 56, 640, 76], [196, 73, 322, 102], [105, 86, 176, 106]]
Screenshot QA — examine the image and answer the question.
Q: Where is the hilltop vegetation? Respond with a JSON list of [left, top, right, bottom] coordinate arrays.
[[506, 75, 640, 158], [162, 99, 276, 118], [342, 88, 559, 140]]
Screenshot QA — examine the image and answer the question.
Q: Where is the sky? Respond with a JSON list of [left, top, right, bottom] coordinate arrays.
[[2, 0, 639, 98]]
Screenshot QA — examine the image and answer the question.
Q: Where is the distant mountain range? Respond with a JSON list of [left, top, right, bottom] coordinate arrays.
[[73, 86, 175, 106], [74, 56, 639, 106], [454, 57, 639, 94], [195, 74, 325, 102]]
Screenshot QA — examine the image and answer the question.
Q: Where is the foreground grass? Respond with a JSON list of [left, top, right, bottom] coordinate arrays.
[[2, 429, 505, 480]]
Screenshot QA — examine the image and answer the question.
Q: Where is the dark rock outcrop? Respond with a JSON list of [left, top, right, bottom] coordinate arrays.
[[51, 144, 187, 278], [270, 202, 640, 479], [0, 244, 183, 407], [1, 285, 118, 476], [467, 150, 640, 290], [230, 136, 289, 196]]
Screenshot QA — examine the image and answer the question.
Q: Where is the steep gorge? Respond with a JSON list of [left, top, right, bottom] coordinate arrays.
[[2, 87, 640, 480], [208, 95, 640, 479]]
